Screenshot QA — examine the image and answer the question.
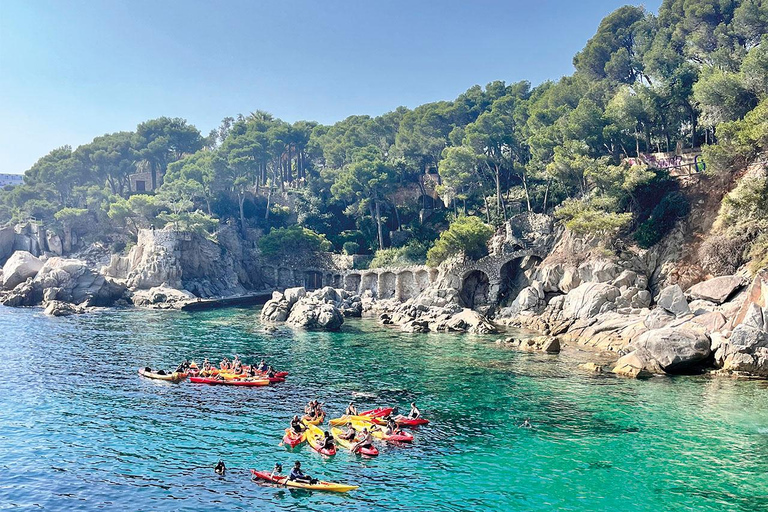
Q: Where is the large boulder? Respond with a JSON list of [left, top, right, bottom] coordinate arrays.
[[131, 286, 195, 307], [44, 300, 85, 317], [562, 282, 620, 319], [612, 348, 661, 378], [286, 297, 344, 330], [284, 287, 306, 307], [445, 308, 498, 334], [35, 257, 126, 306], [656, 284, 690, 316], [630, 327, 711, 372], [714, 324, 768, 377], [686, 276, 743, 304], [2, 251, 43, 289], [261, 295, 292, 322]]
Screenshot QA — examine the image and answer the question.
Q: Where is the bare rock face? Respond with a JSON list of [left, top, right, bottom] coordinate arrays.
[[686, 276, 744, 304], [562, 282, 621, 319], [630, 327, 711, 373], [656, 284, 691, 316], [0, 226, 16, 263], [2, 251, 43, 289], [35, 257, 126, 306]]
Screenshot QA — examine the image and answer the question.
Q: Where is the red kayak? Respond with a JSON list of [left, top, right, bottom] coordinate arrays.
[[189, 376, 270, 387], [283, 428, 306, 448], [373, 415, 429, 427], [381, 431, 414, 443], [356, 444, 378, 456], [359, 407, 394, 418]]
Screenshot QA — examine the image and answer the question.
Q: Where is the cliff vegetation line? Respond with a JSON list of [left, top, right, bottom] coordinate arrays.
[[0, 0, 766, 271]]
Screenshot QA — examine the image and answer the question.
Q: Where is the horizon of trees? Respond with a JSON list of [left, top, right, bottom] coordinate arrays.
[[1, 0, 766, 267]]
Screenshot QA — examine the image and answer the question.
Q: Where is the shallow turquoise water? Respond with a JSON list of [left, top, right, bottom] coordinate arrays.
[[1, 306, 767, 511]]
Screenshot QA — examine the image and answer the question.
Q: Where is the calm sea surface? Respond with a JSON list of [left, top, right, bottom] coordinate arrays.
[[1, 306, 767, 511]]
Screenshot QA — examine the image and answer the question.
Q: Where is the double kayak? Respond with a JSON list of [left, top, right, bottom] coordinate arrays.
[[373, 415, 429, 427], [329, 407, 395, 426], [304, 422, 336, 456], [303, 413, 324, 425], [282, 428, 306, 448], [330, 427, 379, 456], [350, 421, 414, 443], [189, 376, 270, 386], [138, 368, 186, 383], [251, 470, 358, 493]]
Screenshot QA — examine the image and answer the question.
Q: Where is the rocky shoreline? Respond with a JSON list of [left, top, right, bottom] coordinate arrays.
[[2, 216, 768, 380]]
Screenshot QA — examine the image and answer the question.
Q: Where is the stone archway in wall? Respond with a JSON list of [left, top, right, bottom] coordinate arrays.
[[498, 256, 542, 305], [460, 270, 490, 309], [362, 273, 378, 296], [345, 274, 361, 293], [379, 272, 397, 299], [398, 271, 416, 300]]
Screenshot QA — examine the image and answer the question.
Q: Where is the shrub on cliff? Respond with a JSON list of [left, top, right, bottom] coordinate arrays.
[[258, 225, 332, 258], [554, 197, 632, 236], [426, 216, 492, 266], [634, 192, 689, 248], [370, 240, 429, 267]]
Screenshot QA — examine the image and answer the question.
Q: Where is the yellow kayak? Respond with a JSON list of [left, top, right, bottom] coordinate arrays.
[[303, 422, 337, 456], [329, 415, 374, 426], [303, 412, 325, 425], [330, 427, 379, 456], [251, 470, 358, 492], [138, 368, 186, 383]]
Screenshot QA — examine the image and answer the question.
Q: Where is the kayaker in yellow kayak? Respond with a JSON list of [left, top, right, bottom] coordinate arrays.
[[289, 461, 316, 484], [338, 422, 356, 441], [351, 428, 374, 454], [345, 402, 358, 416]]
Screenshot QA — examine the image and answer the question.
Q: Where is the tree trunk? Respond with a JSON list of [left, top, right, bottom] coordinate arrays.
[[265, 186, 272, 220], [375, 200, 384, 250], [521, 172, 532, 213], [495, 166, 502, 217], [543, 180, 551, 214]]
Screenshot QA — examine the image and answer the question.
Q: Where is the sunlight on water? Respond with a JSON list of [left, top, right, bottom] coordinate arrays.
[[1, 306, 767, 511]]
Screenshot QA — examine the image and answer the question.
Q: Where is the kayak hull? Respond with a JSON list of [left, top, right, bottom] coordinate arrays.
[[373, 415, 429, 427], [330, 427, 379, 456], [329, 415, 375, 427], [189, 376, 270, 386], [359, 407, 394, 418], [303, 413, 324, 425], [283, 428, 306, 448], [251, 470, 357, 493], [304, 422, 337, 456], [138, 368, 186, 383]]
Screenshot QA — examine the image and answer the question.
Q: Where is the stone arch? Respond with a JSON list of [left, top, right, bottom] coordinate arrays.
[[344, 273, 361, 293], [333, 275, 342, 288], [429, 268, 439, 282], [361, 272, 378, 296], [379, 272, 397, 299], [460, 270, 490, 309], [415, 269, 430, 292], [305, 270, 323, 290], [325, 273, 333, 287], [397, 271, 416, 300]]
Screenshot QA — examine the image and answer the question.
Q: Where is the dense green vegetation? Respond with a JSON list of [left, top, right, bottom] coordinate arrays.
[[2, 0, 766, 265]]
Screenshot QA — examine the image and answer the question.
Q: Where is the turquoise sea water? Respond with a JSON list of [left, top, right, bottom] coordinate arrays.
[[1, 306, 767, 511]]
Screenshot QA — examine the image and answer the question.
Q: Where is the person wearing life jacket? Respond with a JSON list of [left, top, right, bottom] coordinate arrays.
[[351, 428, 373, 453], [345, 402, 358, 416]]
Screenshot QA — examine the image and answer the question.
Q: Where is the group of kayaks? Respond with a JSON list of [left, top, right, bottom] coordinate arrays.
[[282, 406, 429, 458], [138, 359, 288, 387]]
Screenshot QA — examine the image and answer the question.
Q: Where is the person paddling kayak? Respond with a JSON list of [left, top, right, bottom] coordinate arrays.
[[339, 422, 356, 441], [345, 402, 358, 416], [258, 359, 268, 372], [214, 460, 226, 476], [351, 428, 374, 454], [408, 402, 421, 419], [289, 461, 316, 484], [270, 463, 283, 479], [290, 415, 306, 434], [321, 431, 335, 451]]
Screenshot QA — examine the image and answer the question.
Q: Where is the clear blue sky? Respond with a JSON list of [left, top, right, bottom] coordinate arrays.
[[0, 0, 662, 175]]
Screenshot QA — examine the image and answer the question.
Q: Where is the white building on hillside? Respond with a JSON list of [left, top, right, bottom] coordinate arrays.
[[0, 174, 24, 188]]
